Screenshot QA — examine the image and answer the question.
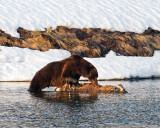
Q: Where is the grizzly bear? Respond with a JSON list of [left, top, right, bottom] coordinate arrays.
[[28, 55, 98, 92]]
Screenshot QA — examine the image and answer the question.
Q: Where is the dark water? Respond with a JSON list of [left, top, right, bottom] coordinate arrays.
[[0, 80, 159, 128]]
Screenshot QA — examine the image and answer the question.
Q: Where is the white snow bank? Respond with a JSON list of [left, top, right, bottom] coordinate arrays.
[[0, 46, 160, 81], [85, 51, 160, 80], [0, 46, 71, 81], [0, 0, 160, 37]]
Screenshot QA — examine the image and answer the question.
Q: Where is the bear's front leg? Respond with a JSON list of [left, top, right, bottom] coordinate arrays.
[[64, 77, 80, 87], [88, 76, 98, 85]]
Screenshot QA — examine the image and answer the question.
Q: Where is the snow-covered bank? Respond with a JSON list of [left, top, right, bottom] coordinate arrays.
[[0, 46, 160, 81], [0, 0, 160, 37], [86, 51, 160, 80]]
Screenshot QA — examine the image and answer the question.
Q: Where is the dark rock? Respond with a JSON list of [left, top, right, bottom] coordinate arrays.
[[143, 27, 160, 35], [17, 27, 33, 39], [76, 29, 89, 40]]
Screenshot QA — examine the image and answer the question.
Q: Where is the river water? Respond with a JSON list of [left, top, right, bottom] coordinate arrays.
[[0, 80, 159, 128]]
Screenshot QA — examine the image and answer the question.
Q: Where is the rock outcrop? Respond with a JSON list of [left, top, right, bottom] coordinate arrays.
[[0, 26, 160, 57]]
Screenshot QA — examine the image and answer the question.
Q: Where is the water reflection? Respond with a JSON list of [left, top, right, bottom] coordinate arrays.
[[31, 91, 98, 107]]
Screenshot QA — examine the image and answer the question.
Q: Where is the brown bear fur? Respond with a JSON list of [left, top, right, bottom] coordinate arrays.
[[29, 55, 98, 92]]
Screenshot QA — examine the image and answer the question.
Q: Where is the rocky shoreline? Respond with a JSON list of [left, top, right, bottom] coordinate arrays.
[[0, 26, 160, 57]]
